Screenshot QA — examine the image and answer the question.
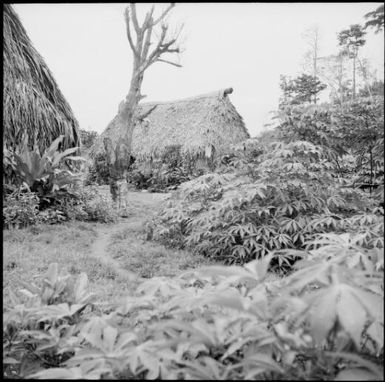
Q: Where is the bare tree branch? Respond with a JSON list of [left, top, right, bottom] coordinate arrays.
[[138, 105, 158, 121], [130, 3, 141, 34], [141, 24, 153, 59], [152, 3, 175, 26], [143, 5, 155, 28], [146, 25, 168, 64], [124, 8, 137, 55], [155, 58, 182, 67]]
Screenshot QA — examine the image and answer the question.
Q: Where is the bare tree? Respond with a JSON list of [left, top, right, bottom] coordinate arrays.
[[109, 3, 183, 179], [301, 25, 320, 78], [318, 51, 350, 104]]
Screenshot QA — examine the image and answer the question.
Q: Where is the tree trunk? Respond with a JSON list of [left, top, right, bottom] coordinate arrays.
[[369, 148, 373, 195], [103, 137, 119, 202], [116, 66, 144, 177], [352, 55, 356, 100]]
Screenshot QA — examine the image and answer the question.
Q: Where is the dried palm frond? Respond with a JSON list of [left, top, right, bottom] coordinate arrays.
[[3, 4, 80, 155]]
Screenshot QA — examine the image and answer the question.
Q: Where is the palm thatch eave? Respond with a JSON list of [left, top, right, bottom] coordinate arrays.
[[3, 4, 80, 154]]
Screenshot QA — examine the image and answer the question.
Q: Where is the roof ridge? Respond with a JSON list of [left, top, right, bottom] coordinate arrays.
[[133, 87, 234, 107]]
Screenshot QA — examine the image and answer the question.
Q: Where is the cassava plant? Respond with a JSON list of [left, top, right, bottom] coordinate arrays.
[[150, 139, 382, 265]]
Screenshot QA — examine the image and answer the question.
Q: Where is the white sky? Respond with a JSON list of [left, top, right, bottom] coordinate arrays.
[[13, 2, 384, 137]]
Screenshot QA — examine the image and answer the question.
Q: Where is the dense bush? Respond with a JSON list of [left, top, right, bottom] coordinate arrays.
[[3, 186, 41, 228], [79, 129, 98, 150], [3, 235, 383, 379], [277, 96, 384, 185], [127, 161, 192, 192], [12, 136, 83, 194], [85, 152, 111, 186], [126, 144, 213, 192], [3, 184, 118, 228], [4, 135, 86, 216], [68, 186, 119, 223], [3, 134, 120, 225], [150, 140, 383, 265]]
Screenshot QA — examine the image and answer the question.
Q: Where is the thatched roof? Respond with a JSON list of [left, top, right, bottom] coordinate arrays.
[[3, 4, 80, 154], [91, 87, 249, 160]]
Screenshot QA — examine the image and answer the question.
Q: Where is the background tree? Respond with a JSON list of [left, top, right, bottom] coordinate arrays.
[[359, 79, 384, 97], [356, 57, 382, 98], [318, 50, 351, 104], [301, 25, 321, 77], [278, 75, 294, 108], [364, 4, 384, 33], [279, 73, 326, 107], [337, 24, 366, 99]]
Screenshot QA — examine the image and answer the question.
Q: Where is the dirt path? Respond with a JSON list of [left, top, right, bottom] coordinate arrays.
[[87, 190, 171, 281], [88, 221, 138, 281]]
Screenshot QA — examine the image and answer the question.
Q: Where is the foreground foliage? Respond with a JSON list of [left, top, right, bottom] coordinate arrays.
[[3, 234, 383, 379]]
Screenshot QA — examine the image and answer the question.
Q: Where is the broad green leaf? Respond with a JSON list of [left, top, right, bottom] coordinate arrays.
[[52, 147, 79, 167], [3, 357, 20, 364], [29, 367, 83, 379], [241, 353, 284, 374], [334, 368, 380, 381], [309, 287, 338, 344], [366, 321, 384, 351], [44, 263, 59, 286], [350, 288, 383, 322], [74, 273, 89, 303], [202, 292, 247, 313], [64, 156, 86, 161], [44, 135, 65, 159], [102, 326, 118, 353], [244, 253, 272, 279], [197, 265, 251, 279], [337, 288, 367, 348]]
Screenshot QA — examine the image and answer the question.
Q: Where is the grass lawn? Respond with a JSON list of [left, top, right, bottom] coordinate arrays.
[[107, 220, 211, 279], [3, 190, 213, 309]]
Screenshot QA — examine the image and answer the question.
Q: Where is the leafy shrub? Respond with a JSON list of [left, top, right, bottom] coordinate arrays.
[[63, 186, 118, 223], [12, 136, 82, 191], [79, 129, 98, 150], [8, 135, 85, 211], [85, 152, 110, 186], [3, 235, 383, 379], [3, 186, 41, 228], [126, 162, 153, 190], [4, 185, 118, 227], [127, 159, 192, 192], [3, 263, 95, 378], [277, 96, 384, 185], [151, 140, 382, 265], [37, 208, 67, 225]]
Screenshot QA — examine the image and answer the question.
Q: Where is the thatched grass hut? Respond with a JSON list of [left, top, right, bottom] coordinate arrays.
[[3, 4, 80, 154], [91, 88, 249, 162]]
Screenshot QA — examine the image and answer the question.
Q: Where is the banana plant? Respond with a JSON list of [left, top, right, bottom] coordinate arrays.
[[11, 135, 85, 200]]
